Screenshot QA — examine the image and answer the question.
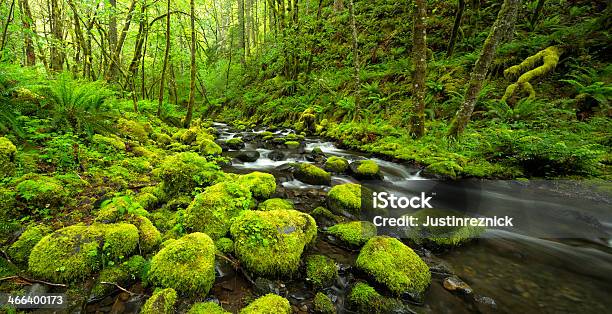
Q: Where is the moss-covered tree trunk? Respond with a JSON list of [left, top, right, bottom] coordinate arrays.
[[448, 0, 520, 138], [348, 0, 360, 121], [19, 0, 36, 66], [157, 0, 171, 117], [185, 0, 196, 128], [411, 0, 427, 138], [238, 0, 246, 64], [446, 0, 465, 58]]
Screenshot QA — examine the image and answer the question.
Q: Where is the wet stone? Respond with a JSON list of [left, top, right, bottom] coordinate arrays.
[[443, 276, 473, 294]]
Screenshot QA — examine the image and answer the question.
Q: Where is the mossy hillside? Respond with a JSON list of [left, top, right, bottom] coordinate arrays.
[[356, 236, 431, 296], [237, 171, 277, 199], [240, 293, 291, 314], [306, 255, 338, 288], [257, 198, 293, 211], [313, 292, 336, 314], [141, 288, 177, 314], [153, 152, 222, 199], [148, 233, 216, 295], [405, 208, 485, 247], [187, 302, 230, 314], [184, 181, 253, 239], [7, 225, 52, 264], [294, 163, 331, 185], [324, 156, 349, 173], [327, 183, 361, 215], [0, 136, 17, 178], [327, 221, 377, 247], [15, 175, 68, 210], [230, 209, 317, 277], [28, 223, 140, 282]]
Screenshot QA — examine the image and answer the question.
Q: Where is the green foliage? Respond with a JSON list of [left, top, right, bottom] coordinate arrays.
[[313, 292, 336, 314], [15, 175, 68, 210], [7, 224, 52, 264], [306, 255, 338, 288], [141, 288, 177, 314], [154, 152, 222, 199], [0, 136, 17, 178]]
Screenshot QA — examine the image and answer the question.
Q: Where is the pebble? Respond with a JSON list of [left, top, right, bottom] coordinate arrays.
[[443, 276, 473, 294]]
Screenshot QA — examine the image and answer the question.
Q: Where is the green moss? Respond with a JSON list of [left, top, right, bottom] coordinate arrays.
[[184, 181, 253, 239], [0, 136, 17, 178], [180, 128, 198, 144], [154, 152, 222, 198], [0, 187, 17, 221], [90, 255, 146, 298], [306, 255, 338, 288], [92, 134, 126, 152], [198, 138, 222, 155], [132, 216, 162, 252], [215, 237, 234, 254], [7, 225, 52, 264], [354, 160, 380, 177], [117, 118, 148, 143], [154, 132, 173, 146], [348, 282, 403, 313], [141, 288, 177, 314], [310, 206, 344, 224], [240, 293, 291, 314], [227, 137, 244, 145], [313, 292, 336, 314], [356, 236, 430, 296], [187, 302, 230, 314], [285, 140, 300, 149], [258, 131, 273, 138], [327, 183, 361, 214], [502, 46, 563, 102], [324, 156, 349, 172], [101, 223, 140, 259], [95, 195, 149, 223], [1, 256, 18, 277], [148, 233, 216, 295], [16, 175, 68, 209], [238, 171, 277, 199], [426, 161, 463, 179], [294, 163, 331, 185], [406, 209, 484, 247], [135, 192, 158, 211], [257, 198, 293, 211], [327, 221, 377, 247], [230, 209, 317, 276]]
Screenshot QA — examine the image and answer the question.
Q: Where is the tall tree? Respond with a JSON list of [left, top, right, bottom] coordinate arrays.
[[184, 0, 196, 127], [129, 0, 147, 112], [238, 0, 246, 63], [107, 0, 138, 81], [347, 0, 360, 121], [448, 0, 521, 138], [49, 0, 64, 72], [446, 0, 465, 58], [411, 0, 427, 138], [19, 0, 36, 66], [0, 0, 15, 52], [108, 0, 118, 77], [157, 0, 171, 117]]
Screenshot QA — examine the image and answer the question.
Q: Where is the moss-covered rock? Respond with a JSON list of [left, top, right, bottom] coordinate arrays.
[[313, 292, 336, 314], [240, 293, 291, 314], [0, 186, 17, 221], [148, 233, 216, 295], [238, 171, 277, 199], [16, 175, 68, 209], [184, 181, 253, 239], [0, 136, 17, 178], [257, 198, 293, 211], [327, 221, 377, 247], [141, 288, 177, 314], [327, 183, 361, 215], [117, 118, 148, 143], [197, 138, 223, 155], [230, 210, 317, 276], [188, 302, 230, 314], [324, 156, 349, 173], [285, 140, 301, 149], [424, 161, 463, 179], [132, 215, 162, 252], [7, 225, 52, 264], [356, 236, 430, 296], [349, 160, 382, 180], [294, 163, 331, 186], [180, 128, 198, 144], [348, 282, 404, 313], [92, 134, 126, 152], [215, 237, 234, 254], [306, 255, 338, 288], [405, 208, 484, 248], [154, 152, 222, 198], [225, 137, 245, 150], [90, 255, 146, 298], [28, 223, 140, 282], [135, 192, 159, 211], [154, 132, 173, 146], [310, 206, 344, 227]]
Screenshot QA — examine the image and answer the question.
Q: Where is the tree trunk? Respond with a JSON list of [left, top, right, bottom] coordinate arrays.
[[446, 0, 465, 58], [348, 0, 360, 120], [49, 0, 64, 72], [411, 0, 427, 138], [157, 0, 171, 117], [129, 0, 147, 112], [1, 0, 15, 52], [107, 0, 138, 81], [108, 0, 118, 77], [448, 0, 521, 138], [185, 0, 196, 127], [19, 0, 36, 66], [238, 0, 246, 63]]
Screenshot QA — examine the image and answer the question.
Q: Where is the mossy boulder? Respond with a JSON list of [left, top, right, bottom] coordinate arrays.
[[285, 140, 301, 149], [310, 206, 344, 227], [257, 198, 293, 211], [148, 233, 216, 295], [240, 293, 291, 314], [154, 132, 173, 146], [324, 156, 349, 173], [0, 136, 17, 178], [424, 161, 463, 179], [8, 225, 52, 264], [327, 183, 361, 216], [154, 152, 222, 198], [28, 223, 140, 282], [16, 175, 68, 209], [90, 255, 146, 298], [0, 187, 17, 221], [141, 288, 177, 314], [188, 302, 230, 314], [117, 118, 148, 143], [294, 163, 331, 186], [135, 192, 159, 211], [184, 181, 253, 239], [92, 134, 126, 152], [132, 215, 162, 252], [313, 292, 336, 314], [349, 160, 382, 180], [225, 137, 245, 150], [238, 171, 277, 199], [405, 208, 484, 248], [348, 282, 404, 313], [327, 221, 377, 247], [197, 138, 223, 155], [230, 210, 317, 276], [356, 236, 430, 296], [215, 237, 234, 254], [306, 255, 338, 288]]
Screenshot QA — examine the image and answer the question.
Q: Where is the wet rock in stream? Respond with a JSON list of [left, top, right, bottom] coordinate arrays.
[[235, 150, 260, 162]]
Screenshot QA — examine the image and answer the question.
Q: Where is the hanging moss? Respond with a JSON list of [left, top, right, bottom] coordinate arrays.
[[501, 46, 563, 102], [240, 293, 291, 314]]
